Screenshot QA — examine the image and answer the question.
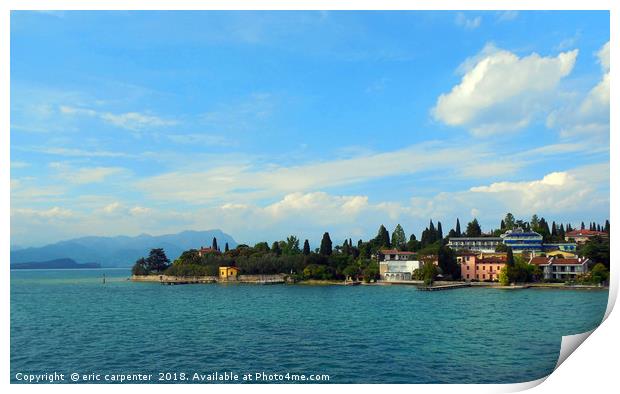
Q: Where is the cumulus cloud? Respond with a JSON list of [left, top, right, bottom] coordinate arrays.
[[546, 41, 609, 140], [433, 45, 578, 136]]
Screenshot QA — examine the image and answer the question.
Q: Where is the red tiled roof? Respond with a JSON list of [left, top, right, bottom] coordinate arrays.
[[479, 256, 507, 264], [551, 258, 589, 265], [529, 257, 552, 265], [380, 249, 416, 255], [565, 230, 607, 237]]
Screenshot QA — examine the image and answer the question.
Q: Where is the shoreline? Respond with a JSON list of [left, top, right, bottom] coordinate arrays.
[[130, 275, 608, 290]]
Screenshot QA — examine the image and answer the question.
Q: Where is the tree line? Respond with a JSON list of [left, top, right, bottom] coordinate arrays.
[[131, 213, 610, 281]]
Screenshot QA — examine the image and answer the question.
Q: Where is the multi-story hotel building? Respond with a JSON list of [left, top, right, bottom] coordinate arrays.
[[447, 237, 503, 253], [500, 228, 543, 252]]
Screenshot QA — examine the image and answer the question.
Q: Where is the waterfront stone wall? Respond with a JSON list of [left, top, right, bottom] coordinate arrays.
[[131, 274, 217, 282]]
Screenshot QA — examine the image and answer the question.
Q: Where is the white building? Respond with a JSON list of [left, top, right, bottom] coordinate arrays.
[[378, 250, 422, 281], [529, 256, 591, 280], [447, 237, 502, 253]]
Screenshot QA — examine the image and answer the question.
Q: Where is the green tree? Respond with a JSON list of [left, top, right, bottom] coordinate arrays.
[[498, 266, 510, 285], [391, 224, 407, 250], [362, 262, 380, 282], [271, 241, 282, 256], [506, 247, 515, 267], [578, 236, 610, 268], [375, 225, 391, 249], [438, 245, 459, 279], [254, 242, 270, 252], [302, 239, 311, 255], [504, 213, 515, 230], [343, 264, 360, 280], [212, 237, 218, 251], [283, 235, 301, 255], [421, 262, 438, 286], [131, 257, 149, 276], [530, 214, 539, 230], [224, 243, 229, 252], [455, 218, 461, 236], [145, 248, 170, 273], [466, 218, 482, 237], [437, 221, 443, 240], [320, 232, 333, 256], [590, 263, 610, 284]]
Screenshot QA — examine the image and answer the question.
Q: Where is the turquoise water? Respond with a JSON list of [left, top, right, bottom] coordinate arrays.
[[11, 269, 608, 384]]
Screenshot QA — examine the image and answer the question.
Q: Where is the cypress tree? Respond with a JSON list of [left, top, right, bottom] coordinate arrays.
[[391, 224, 406, 250], [212, 237, 218, 251], [507, 248, 515, 267], [224, 242, 229, 252], [456, 218, 461, 236], [320, 232, 333, 256], [303, 239, 310, 255], [604, 220, 610, 233], [376, 225, 391, 248], [271, 241, 282, 256], [437, 221, 443, 240]]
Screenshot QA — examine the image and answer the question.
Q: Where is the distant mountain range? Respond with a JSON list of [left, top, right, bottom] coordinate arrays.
[[11, 258, 101, 270], [10, 230, 237, 267]]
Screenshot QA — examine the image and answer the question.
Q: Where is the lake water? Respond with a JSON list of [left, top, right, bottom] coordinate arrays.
[[11, 268, 608, 384]]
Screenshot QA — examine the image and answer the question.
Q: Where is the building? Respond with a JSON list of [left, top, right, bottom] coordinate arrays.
[[458, 253, 506, 281], [529, 257, 591, 280], [198, 247, 219, 257], [564, 230, 609, 244], [219, 266, 239, 281], [542, 243, 578, 258], [500, 228, 543, 252], [447, 237, 503, 253], [379, 249, 416, 261], [379, 251, 422, 281]]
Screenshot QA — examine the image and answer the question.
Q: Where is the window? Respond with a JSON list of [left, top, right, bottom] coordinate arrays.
[[483, 274, 486, 279], [466, 274, 470, 279]]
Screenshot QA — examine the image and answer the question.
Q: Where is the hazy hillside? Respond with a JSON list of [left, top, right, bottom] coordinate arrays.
[[11, 258, 101, 270], [10, 230, 237, 267]]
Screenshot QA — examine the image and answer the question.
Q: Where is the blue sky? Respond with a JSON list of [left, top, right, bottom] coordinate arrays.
[[10, 11, 610, 247]]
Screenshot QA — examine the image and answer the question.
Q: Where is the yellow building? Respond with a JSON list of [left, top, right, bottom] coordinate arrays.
[[545, 250, 578, 259], [219, 266, 239, 281]]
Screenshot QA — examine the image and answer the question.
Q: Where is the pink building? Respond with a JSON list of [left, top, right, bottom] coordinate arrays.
[[458, 253, 507, 281]]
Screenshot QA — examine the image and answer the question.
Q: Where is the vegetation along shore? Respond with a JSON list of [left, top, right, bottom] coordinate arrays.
[[132, 212, 610, 289]]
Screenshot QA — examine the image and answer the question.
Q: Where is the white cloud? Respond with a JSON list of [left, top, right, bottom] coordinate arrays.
[[496, 11, 518, 22], [50, 162, 125, 184], [455, 13, 482, 30], [130, 206, 152, 216], [433, 45, 578, 136], [60, 105, 177, 131], [12, 206, 74, 219], [136, 142, 520, 204], [30, 146, 133, 158], [10, 161, 30, 169], [103, 202, 122, 214], [598, 41, 610, 72], [545, 41, 609, 140], [166, 133, 233, 146]]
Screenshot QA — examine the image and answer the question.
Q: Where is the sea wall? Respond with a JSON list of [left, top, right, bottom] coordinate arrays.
[[131, 274, 289, 284], [131, 274, 217, 282]]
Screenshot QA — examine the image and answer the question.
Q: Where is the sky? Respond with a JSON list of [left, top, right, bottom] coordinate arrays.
[[10, 10, 610, 248]]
